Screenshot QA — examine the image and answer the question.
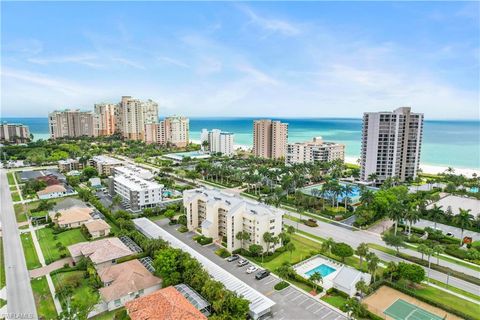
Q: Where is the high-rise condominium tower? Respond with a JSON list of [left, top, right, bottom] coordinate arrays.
[[48, 110, 98, 139], [116, 96, 159, 140], [286, 137, 345, 165], [360, 107, 424, 183], [144, 116, 189, 148], [94, 103, 116, 136], [253, 120, 288, 159], [200, 129, 234, 156]]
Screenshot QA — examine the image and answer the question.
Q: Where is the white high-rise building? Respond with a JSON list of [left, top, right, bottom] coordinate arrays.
[[48, 110, 98, 139], [286, 137, 345, 165], [183, 188, 284, 253], [113, 174, 163, 212], [200, 129, 234, 156], [253, 120, 288, 159], [360, 107, 424, 183], [144, 116, 189, 148]]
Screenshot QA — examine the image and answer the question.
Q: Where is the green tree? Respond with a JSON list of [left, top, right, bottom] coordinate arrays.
[[248, 244, 263, 257], [82, 166, 98, 179], [433, 245, 444, 265], [417, 244, 429, 261], [382, 233, 405, 254], [331, 242, 354, 263], [321, 237, 335, 254], [154, 248, 182, 286], [263, 232, 274, 255], [286, 225, 295, 235], [429, 204, 444, 229], [453, 208, 473, 245], [164, 209, 176, 222], [308, 271, 323, 294], [285, 241, 296, 260], [397, 262, 425, 284], [276, 263, 294, 281], [366, 253, 380, 282], [355, 243, 369, 269], [355, 279, 369, 297], [236, 231, 250, 249]]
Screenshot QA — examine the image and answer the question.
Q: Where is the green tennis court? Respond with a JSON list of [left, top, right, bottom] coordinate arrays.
[[384, 299, 444, 320]]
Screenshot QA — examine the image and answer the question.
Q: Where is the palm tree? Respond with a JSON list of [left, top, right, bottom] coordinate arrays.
[[368, 173, 378, 185], [366, 253, 380, 282], [236, 231, 250, 249], [263, 232, 274, 255], [359, 187, 375, 207], [417, 244, 429, 261], [429, 204, 444, 229], [404, 205, 421, 236], [424, 246, 435, 281], [285, 242, 296, 260], [309, 271, 323, 294], [276, 263, 293, 282], [388, 204, 405, 236], [433, 245, 444, 265], [453, 209, 473, 245], [342, 184, 354, 212], [321, 237, 335, 254], [356, 243, 369, 269]]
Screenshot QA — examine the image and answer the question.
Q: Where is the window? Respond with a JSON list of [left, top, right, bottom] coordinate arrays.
[[114, 299, 121, 307]]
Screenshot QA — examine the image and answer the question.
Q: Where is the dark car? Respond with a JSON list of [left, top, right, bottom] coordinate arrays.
[[255, 270, 270, 280], [227, 254, 240, 262], [237, 259, 249, 267]]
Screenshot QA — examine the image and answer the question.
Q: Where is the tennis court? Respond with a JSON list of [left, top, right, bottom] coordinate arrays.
[[384, 299, 443, 320]]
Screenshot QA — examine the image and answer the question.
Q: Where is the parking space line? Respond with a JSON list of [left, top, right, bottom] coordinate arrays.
[[291, 294, 303, 302], [305, 302, 317, 310], [298, 297, 310, 305], [263, 278, 276, 285], [314, 307, 325, 314], [320, 311, 332, 319], [282, 290, 296, 298]]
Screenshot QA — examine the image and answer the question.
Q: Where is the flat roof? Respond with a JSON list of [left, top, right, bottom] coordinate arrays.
[[91, 155, 123, 165], [133, 218, 275, 318], [427, 194, 480, 216], [114, 174, 163, 191], [114, 165, 154, 180]]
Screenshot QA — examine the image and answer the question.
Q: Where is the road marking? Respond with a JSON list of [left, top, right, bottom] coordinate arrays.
[[320, 311, 332, 319], [264, 278, 276, 285], [291, 294, 303, 302], [305, 302, 317, 310], [298, 297, 310, 305], [283, 290, 296, 298], [314, 307, 325, 314]]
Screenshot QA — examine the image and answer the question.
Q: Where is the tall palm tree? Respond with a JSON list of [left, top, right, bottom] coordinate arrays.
[[356, 243, 369, 269], [433, 245, 444, 265], [366, 253, 380, 282], [321, 237, 335, 254], [309, 271, 323, 294], [404, 205, 421, 236], [453, 209, 473, 245], [429, 204, 444, 229], [342, 184, 354, 212], [368, 173, 378, 185]]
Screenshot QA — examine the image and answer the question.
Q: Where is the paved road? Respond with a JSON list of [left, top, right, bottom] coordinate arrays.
[[284, 219, 480, 296], [156, 220, 347, 320], [414, 219, 480, 240], [0, 169, 37, 319]]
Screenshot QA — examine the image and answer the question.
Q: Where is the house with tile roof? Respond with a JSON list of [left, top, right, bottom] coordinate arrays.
[[125, 286, 208, 320], [96, 259, 162, 312], [37, 184, 68, 199], [49, 207, 93, 229], [68, 237, 133, 270], [84, 219, 111, 239]]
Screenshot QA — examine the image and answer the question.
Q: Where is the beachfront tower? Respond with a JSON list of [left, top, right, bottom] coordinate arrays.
[[253, 119, 288, 160], [360, 107, 424, 183]]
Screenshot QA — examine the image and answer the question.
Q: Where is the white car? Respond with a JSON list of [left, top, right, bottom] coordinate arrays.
[[246, 265, 258, 274]]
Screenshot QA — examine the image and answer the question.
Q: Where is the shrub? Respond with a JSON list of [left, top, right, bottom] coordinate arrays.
[[215, 248, 231, 258], [303, 219, 318, 227], [195, 235, 213, 245], [177, 225, 188, 233], [274, 281, 290, 291]]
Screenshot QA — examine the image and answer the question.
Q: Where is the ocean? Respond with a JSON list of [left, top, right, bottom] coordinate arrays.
[[1, 117, 479, 169]]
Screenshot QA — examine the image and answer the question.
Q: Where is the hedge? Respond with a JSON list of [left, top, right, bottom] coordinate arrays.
[[274, 281, 290, 290], [215, 248, 231, 259], [193, 235, 213, 245], [397, 252, 480, 286], [370, 280, 475, 320]]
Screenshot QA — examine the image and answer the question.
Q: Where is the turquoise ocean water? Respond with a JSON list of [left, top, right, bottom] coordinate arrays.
[[1, 117, 479, 169]]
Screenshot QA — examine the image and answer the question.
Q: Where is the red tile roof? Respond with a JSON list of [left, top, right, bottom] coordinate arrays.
[[125, 286, 208, 320]]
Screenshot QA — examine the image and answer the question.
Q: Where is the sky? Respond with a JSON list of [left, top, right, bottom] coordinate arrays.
[[1, 1, 479, 119]]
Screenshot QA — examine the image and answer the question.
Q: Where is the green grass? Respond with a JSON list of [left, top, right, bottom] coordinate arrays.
[[11, 191, 21, 202], [148, 214, 165, 222], [51, 270, 99, 311], [31, 276, 57, 319], [0, 298, 6, 309], [7, 172, 15, 185], [0, 238, 5, 288], [37, 228, 87, 264], [427, 278, 480, 302], [29, 210, 49, 218], [14, 203, 28, 222], [20, 233, 42, 269], [415, 283, 479, 319], [9, 186, 17, 191], [91, 309, 125, 320], [321, 293, 348, 309]]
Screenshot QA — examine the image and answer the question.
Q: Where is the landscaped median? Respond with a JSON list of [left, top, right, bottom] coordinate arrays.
[[20, 232, 42, 269]]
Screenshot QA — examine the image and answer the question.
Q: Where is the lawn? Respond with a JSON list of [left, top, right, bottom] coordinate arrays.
[[14, 203, 28, 222], [252, 234, 321, 271], [51, 270, 99, 311], [0, 238, 5, 288], [91, 309, 125, 320], [148, 214, 165, 222], [415, 283, 479, 319], [427, 278, 480, 302], [37, 227, 87, 264], [29, 210, 49, 219], [321, 292, 348, 309], [11, 191, 21, 202], [7, 172, 15, 185], [20, 233, 42, 269], [31, 276, 57, 319], [0, 298, 6, 309]]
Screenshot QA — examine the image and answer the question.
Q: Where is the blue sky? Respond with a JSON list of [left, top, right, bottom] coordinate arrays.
[[1, 1, 479, 119]]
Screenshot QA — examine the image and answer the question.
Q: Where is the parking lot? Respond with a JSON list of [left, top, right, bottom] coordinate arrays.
[[156, 220, 347, 320]]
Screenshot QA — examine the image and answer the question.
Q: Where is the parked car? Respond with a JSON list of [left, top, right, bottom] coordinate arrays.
[[237, 259, 248, 267], [255, 270, 270, 280], [246, 265, 258, 274], [227, 254, 240, 262]]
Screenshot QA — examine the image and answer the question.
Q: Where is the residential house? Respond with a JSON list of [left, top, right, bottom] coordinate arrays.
[[37, 184, 69, 199], [84, 220, 111, 239], [49, 207, 93, 229], [68, 238, 133, 270], [97, 259, 162, 312]]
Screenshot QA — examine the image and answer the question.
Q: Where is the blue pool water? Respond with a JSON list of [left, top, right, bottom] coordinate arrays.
[[305, 264, 336, 278], [165, 151, 210, 159], [301, 182, 377, 204], [470, 187, 479, 193]]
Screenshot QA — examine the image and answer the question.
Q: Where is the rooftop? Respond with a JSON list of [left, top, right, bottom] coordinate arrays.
[[125, 286, 207, 320], [114, 173, 163, 191], [84, 219, 111, 233], [98, 259, 161, 302], [37, 184, 67, 195], [68, 237, 133, 265], [91, 155, 124, 166], [49, 207, 92, 225], [426, 194, 480, 216], [114, 165, 154, 180]]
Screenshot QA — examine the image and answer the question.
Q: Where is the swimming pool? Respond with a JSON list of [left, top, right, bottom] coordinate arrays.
[[164, 151, 211, 161], [305, 264, 336, 278], [301, 182, 377, 204]]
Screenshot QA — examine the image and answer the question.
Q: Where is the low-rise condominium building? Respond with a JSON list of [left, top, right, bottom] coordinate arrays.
[[286, 137, 345, 165], [183, 188, 284, 253], [90, 155, 124, 176], [113, 174, 163, 212]]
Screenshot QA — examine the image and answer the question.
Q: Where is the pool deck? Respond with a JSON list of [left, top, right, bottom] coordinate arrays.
[[294, 255, 343, 290]]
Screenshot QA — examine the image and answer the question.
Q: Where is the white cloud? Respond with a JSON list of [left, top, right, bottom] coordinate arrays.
[[157, 56, 189, 68], [28, 54, 104, 68], [237, 4, 301, 36]]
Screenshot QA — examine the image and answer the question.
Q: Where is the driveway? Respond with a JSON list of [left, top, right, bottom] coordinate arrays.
[[155, 220, 347, 320], [0, 169, 37, 319]]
